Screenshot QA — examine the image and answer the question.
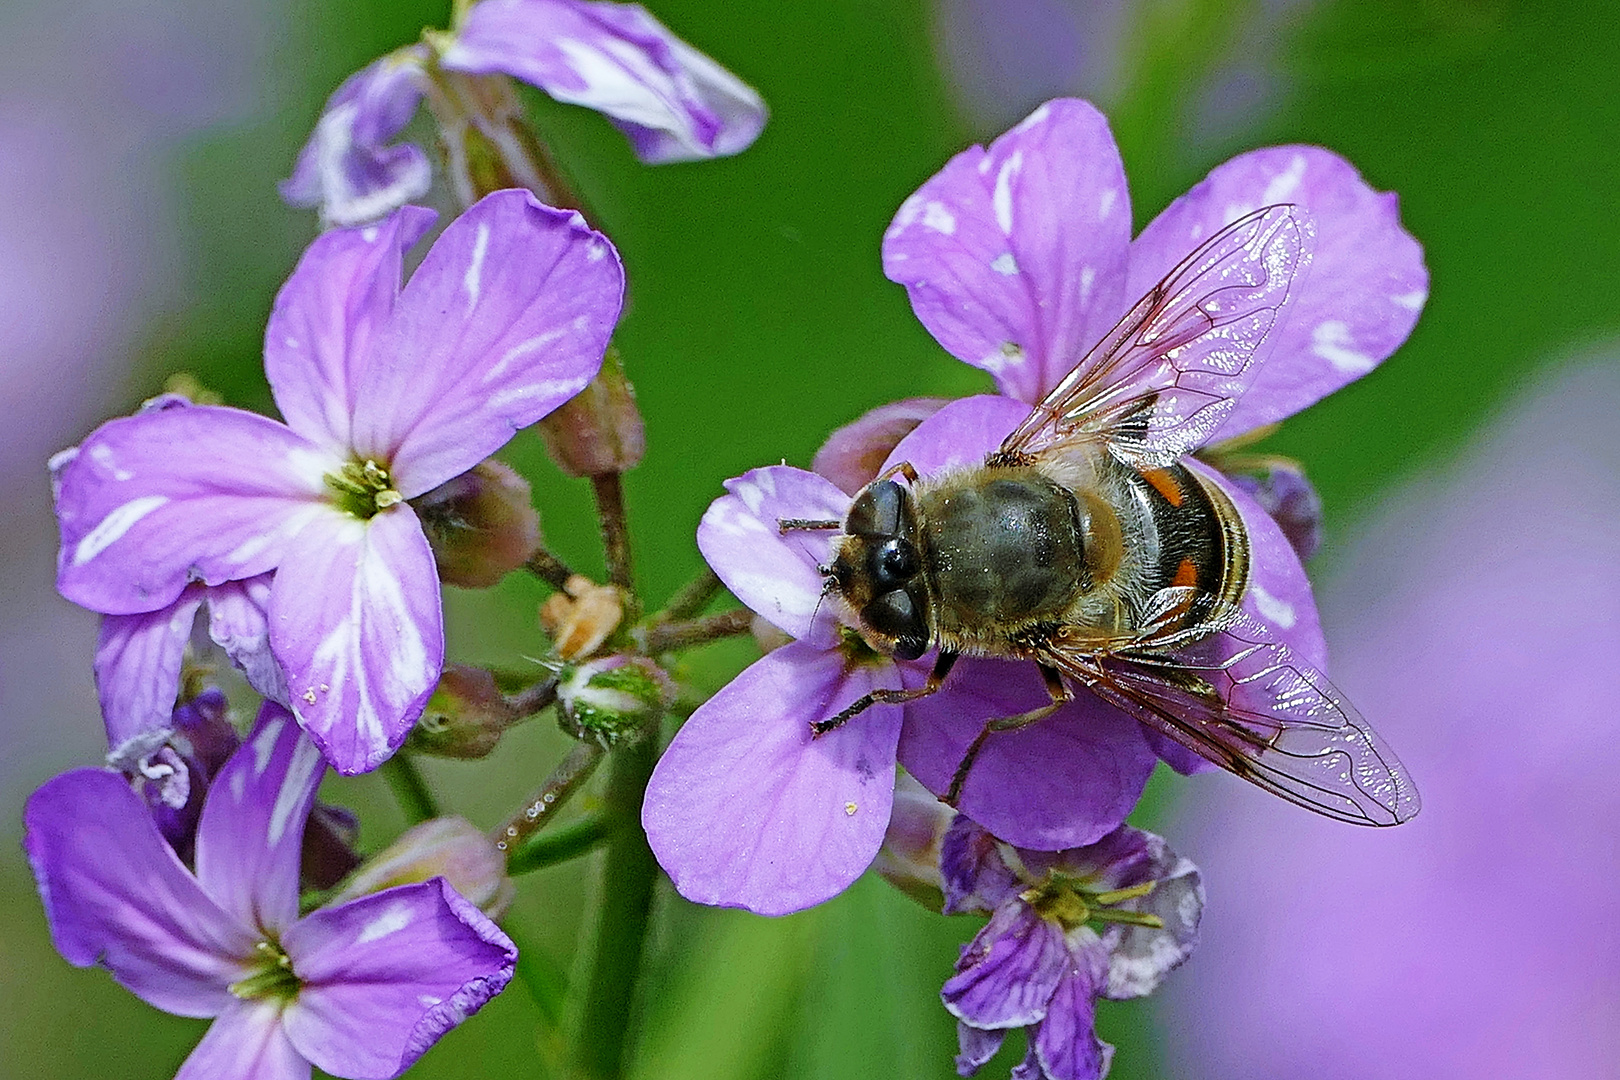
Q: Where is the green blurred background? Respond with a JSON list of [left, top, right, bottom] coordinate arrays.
[[2, 0, 1617, 1075]]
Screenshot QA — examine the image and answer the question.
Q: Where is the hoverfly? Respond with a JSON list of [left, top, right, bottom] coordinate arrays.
[[789, 204, 1419, 827]]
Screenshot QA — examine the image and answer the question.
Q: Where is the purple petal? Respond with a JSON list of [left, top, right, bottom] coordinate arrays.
[[643, 641, 904, 915], [96, 587, 206, 751], [280, 880, 516, 1078], [194, 705, 326, 937], [23, 769, 255, 1016], [176, 1000, 310, 1080], [882, 395, 1025, 477], [268, 509, 444, 775], [899, 657, 1158, 851], [54, 404, 333, 615], [206, 574, 289, 705], [280, 47, 432, 228], [812, 397, 952, 495], [957, 1022, 1007, 1076], [1127, 146, 1427, 437], [940, 815, 1021, 915], [443, 0, 767, 163], [696, 465, 851, 640], [265, 205, 437, 453], [1031, 949, 1113, 1080], [350, 190, 624, 495], [883, 99, 1131, 403], [943, 902, 1067, 1028]]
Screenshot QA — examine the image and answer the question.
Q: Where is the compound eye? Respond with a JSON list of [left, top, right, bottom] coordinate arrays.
[[863, 587, 928, 659], [869, 538, 919, 589]]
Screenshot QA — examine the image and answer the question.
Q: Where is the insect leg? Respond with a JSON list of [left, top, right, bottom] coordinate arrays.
[[811, 651, 958, 737], [945, 664, 1071, 806]]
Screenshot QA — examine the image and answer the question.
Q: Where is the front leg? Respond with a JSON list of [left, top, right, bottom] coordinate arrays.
[[811, 650, 958, 736]]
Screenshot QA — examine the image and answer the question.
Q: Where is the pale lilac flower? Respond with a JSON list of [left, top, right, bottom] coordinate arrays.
[[54, 190, 623, 773], [1166, 359, 1620, 1080], [284, 0, 767, 226], [24, 703, 517, 1080], [942, 817, 1202, 1080]]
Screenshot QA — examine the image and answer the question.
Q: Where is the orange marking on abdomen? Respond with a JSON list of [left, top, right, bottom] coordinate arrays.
[[1173, 558, 1200, 588], [1141, 468, 1185, 507]]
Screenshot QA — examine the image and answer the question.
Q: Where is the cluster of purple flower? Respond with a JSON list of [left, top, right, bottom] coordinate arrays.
[[23, 3, 1430, 1077]]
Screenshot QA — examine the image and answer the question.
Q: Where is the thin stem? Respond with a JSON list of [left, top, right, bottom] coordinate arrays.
[[655, 566, 723, 622], [638, 607, 754, 654], [570, 737, 658, 1080], [493, 741, 606, 859], [592, 473, 635, 594], [380, 753, 439, 824], [525, 547, 577, 591], [507, 813, 616, 875]]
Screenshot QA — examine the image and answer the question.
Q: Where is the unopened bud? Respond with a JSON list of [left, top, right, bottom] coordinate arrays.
[[412, 459, 541, 588], [407, 665, 515, 759], [557, 656, 674, 749], [538, 348, 646, 477], [332, 816, 514, 918], [873, 771, 955, 911], [540, 575, 624, 659]]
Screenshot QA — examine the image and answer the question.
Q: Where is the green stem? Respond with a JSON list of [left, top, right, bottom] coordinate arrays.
[[380, 753, 439, 824], [569, 738, 658, 1080], [507, 813, 616, 875]]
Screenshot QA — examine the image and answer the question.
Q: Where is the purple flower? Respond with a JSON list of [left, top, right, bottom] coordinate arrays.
[[54, 190, 624, 773], [24, 703, 517, 1080], [283, 0, 767, 226], [941, 816, 1202, 1080]]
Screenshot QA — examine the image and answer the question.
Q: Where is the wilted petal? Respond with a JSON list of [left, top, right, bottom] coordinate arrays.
[[265, 205, 437, 452], [269, 509, 444, 775], [957, 1022, 1006, 1075], [351, 190, 624, 494], [812, 397, 952, 495], [281, 881, 516, 1078], [207, 574, 288, 705], [643, 642, 904, 916], [54, 404, 333, 615], [1031, 949, 1113, 1080], [194, 705, 326, 937], [943, 902, 1067, 1028], [96, 587, 206, 750], [280, 47, 432, 228], [23, 770, 256, 1017], [443, 0, 766, 162], [1127, 146, 1427, 438], [940, 814, 1021, 915], [176, 1000, 310, 1080], [882, 395, 1023, 477], [696, 465, 850, 640], [883, 99, 1131, 403], [900, 658, 1158, 851]]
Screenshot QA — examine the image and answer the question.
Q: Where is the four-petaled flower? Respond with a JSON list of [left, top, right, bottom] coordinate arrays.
[[24, 704, 517, 1080], [283, 0, 768, 226], [940, 816, 1203, 1080], [54, 189, 624, 774]]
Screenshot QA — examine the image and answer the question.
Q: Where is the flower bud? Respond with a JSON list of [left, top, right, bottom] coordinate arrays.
[[540, 575, 624, 660], [412, 459, 541, 588], [332, 816, 514, 919], [557, 656, 674, 749], [537, 348, 646, 477], [873, 771, 955, 911], [407, 664, 515, 759]]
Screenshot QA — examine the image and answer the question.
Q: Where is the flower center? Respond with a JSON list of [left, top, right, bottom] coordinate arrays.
[[228, 940, 302, 1002], [325, 458, 403, 519], [1022, 872, 1164, 933]]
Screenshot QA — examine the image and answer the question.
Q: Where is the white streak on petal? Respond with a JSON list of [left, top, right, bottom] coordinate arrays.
[[993, 151, 1023, 235], [267, 738, 323, 846], [923, 201, 957, 235], [991, 252, 1019, 275], [73, 495, 169, 566], [1261, 153, 1308, 205], [1311, 320, 1375, 374], [463, 222, 490, 309], [355, 902, 413, 944], [1252, 584, 1297, 629]]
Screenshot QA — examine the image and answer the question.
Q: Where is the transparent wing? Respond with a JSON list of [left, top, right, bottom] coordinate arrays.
[[1000, 204, 1313, 469], [1044, 592, 1420, 827]]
